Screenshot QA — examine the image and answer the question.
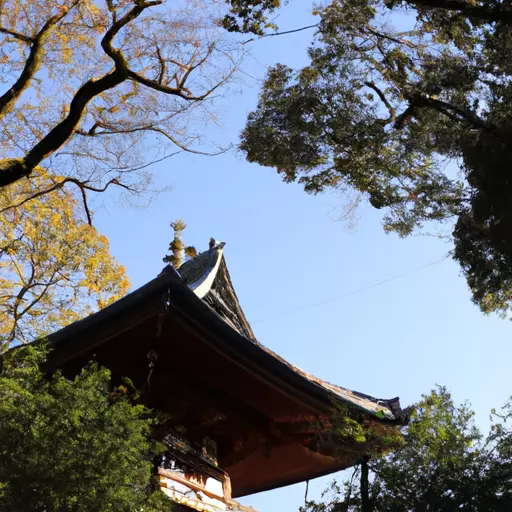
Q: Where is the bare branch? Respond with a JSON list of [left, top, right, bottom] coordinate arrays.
[[100, 1, 162, 68], [155, 43, 166, 85], [8, 259, 37, 344], [77, 185, 92, 225], [0, 0, 161, 188], [148, 127, 230, 155], [80, 178, 135, 194], [181, 43, 216, 89], [105, 0, 118, 23], [109, 151, 183, 173], [243, 23, 319, 44], [126, 68, 218, 100], [0, 176, 135, 220], [0, 26, 33, 43], [0, 1, 80, 117], [76, 122, 230, 156], [19, 275, 61, 319], [0, 178, 67, 214]]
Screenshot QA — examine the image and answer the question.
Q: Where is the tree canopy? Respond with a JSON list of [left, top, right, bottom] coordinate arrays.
[[0, 0, 280, 206], [0, 0, 281, 351], [302, 387, 512, 512], [0, 344, 168, 511], [0, 169, 129, 350], [241, 0, 512, 315]]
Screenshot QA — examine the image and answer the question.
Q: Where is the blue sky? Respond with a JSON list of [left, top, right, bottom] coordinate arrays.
[[95, 3, 512, 511]]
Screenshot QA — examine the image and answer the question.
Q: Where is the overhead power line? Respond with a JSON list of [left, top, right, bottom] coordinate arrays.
[[252, 255, 449, 324]]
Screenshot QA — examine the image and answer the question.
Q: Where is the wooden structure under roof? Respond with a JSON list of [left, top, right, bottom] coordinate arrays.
[[43, 241, 409, 512]]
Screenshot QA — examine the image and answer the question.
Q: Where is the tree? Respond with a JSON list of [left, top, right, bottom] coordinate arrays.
[[0, 168, 130, 350], [0, 343, 168, 511], [302, 387, 512, 512], [0, 0, 283, 211], [240, 0, 512, 315], [0, 0, 285, 347]]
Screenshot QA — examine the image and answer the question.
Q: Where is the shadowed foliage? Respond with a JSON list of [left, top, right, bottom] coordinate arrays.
[[241, 0, 512, 315], [302, 387, 512, 512], [0, 344, 168, 511]]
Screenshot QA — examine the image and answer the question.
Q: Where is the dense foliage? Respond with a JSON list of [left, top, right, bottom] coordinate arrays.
[[0, 169, 129, 349], [241, 0, 512, 315], [302, 387, 512, 512], [0, 344, 168, 511]]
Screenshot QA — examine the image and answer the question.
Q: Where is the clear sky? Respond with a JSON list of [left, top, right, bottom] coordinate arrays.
[[94, 3, 512, 511]]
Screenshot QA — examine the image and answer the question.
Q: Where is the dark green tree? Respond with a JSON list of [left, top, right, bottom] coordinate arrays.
[[0, 344, 168, 512], [240, 0, 512, 315], [302, 387, 512, 512]]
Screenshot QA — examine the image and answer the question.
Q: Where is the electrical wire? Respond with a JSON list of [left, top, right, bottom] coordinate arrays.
[[252, 254, 450, 324]]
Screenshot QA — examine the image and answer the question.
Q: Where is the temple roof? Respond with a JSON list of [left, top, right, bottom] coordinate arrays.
[[42, 241, 408, 497], [178, 243, 405, 423]]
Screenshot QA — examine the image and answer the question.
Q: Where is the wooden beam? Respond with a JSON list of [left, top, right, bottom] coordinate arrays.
[[158, 468, 224, 501], [151, 365, 281, 438]]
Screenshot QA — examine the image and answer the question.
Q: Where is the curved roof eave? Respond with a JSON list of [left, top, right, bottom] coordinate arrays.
[[42, 257, 408, 425], [181, 245, 225, 298], [179, 245, 408, 424]]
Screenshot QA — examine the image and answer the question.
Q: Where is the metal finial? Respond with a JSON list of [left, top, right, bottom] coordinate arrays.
[[209, 238, 226, 249]]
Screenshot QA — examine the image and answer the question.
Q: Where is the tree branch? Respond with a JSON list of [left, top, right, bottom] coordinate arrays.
[[0, 1, 161, 189], [0, 26, 33, 43], [7, 259, 36, 344], [69, 177, 137, 225], [243, 23, 319, 44], [410, 94, 489, 130], [394, 104, 417, 130], [365, 26, 419, 49], [361, 455, 372, 512], [0, 1, 80, 117], [178, 43, 216, 90], [155, 43, 166, 85], [364, 81, 396, 124], [76, 123, 228, 156], [105, 0, 118, 23], [19, 276, 61, 319], [78, 185, 92, 224], [0, 176, 134, 223], [126, 68, 223, 101], [405, 0, 512, 24]]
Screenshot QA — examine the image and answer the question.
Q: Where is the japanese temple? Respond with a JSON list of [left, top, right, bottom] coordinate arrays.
[[43, 240, 409, 512]]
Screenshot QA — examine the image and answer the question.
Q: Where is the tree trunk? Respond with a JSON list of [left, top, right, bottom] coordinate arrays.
[[361, 456, 373, 512]]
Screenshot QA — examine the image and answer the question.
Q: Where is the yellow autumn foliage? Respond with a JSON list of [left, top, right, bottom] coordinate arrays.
[[0, 0, 240, 194], [0, 170, 130, 350], [0, 0, 241, 350]]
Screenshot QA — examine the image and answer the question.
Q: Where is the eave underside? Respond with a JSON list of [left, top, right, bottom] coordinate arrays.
[[49, 311, 395, 497], [44, 265, 405, 497]]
